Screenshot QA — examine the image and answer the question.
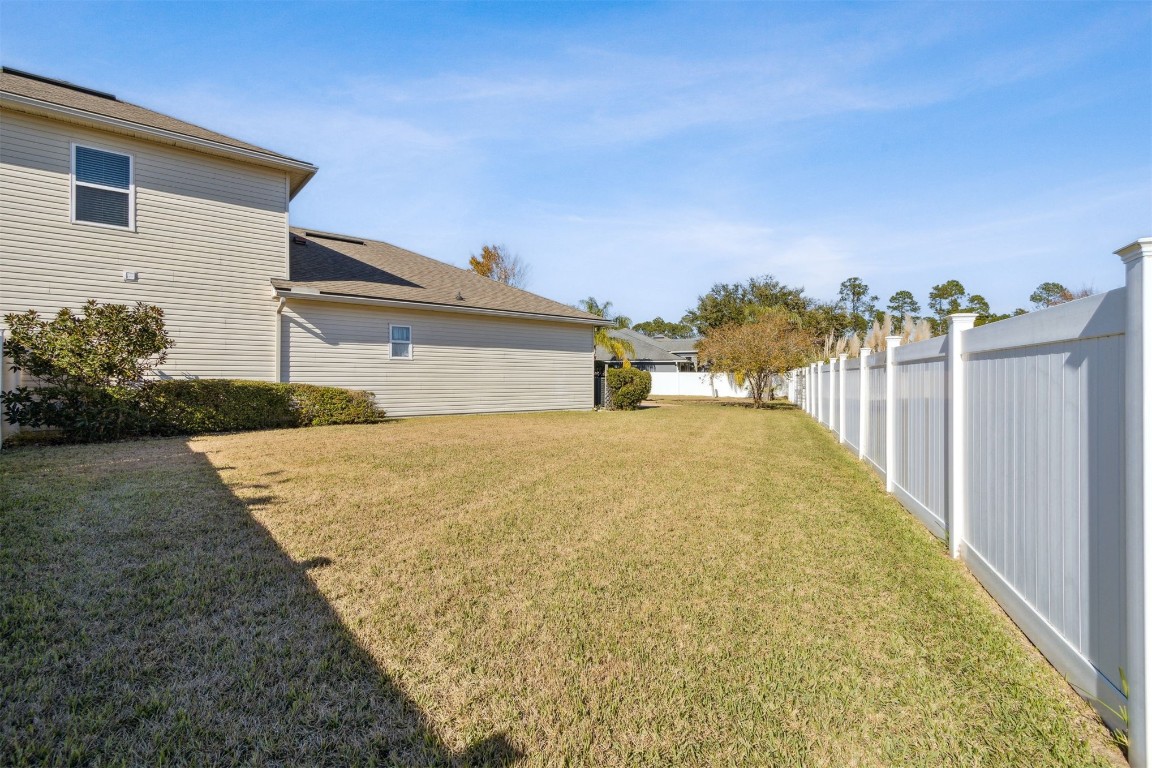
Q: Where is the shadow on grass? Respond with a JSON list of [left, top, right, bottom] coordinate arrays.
[[0, 439, 521, 766], [719, 400, 798, 411], [646, 397, 799, 411], [2, 419, 406, 448]]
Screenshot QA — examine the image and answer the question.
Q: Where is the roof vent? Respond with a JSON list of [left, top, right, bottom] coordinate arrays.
[[1, 67, 117, 100], [456, 292, 465, 301], [305, 231, 365, 245], [291, 235, 308, 245]]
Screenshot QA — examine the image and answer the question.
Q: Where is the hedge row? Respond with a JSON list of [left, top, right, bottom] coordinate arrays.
[[149, 380, 385, 433], [3, 379, 386, 444]]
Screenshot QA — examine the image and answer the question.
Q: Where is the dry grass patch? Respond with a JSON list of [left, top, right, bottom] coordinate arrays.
[[1, 402, 1126, 766]]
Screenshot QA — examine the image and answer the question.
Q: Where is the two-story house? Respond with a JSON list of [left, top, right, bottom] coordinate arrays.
[[0, 68, 603, 433]]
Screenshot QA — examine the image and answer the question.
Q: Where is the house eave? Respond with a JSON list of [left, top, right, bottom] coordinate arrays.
[[0, 91, 318, 198], [274, 288, 611, 326]]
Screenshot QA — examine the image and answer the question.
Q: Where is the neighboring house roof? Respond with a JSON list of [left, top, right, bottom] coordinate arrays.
[[594, 327, 685, 362], [0, 67, 316, 196], [273, 228, 606, 325], [643, 335, 701, 356]]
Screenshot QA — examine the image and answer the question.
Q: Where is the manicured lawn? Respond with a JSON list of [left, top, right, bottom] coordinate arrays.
[[1, 402, 1125, 766]]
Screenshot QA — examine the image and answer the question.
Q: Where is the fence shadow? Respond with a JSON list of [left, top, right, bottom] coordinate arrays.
[[716, 400, 798, 410], [1, 438, 521, 766]]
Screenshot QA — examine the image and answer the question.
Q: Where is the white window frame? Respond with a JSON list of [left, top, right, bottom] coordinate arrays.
[[71, 142, 136, 231], [389, 324, 413, 360]]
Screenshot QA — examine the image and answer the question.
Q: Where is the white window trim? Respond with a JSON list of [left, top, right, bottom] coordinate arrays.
[[70, 142, 136, 231], [389, 324, 413, 360]]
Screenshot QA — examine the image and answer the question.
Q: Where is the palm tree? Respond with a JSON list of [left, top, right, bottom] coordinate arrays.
[[578, 297, 635, 366]]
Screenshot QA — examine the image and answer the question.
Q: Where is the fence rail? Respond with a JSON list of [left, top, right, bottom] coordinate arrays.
[[785, 239, 1152, 766]]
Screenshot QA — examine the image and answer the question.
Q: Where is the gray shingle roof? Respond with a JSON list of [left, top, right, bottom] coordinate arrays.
[[643, 335, 701, 354], [0, 68, 315, 192], [274, 228, 603, 323], [594, 328, 685, 362]]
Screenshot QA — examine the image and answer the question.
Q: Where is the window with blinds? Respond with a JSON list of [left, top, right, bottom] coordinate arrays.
[[390, 325, 412, 359], [72, 145, 133, 229]]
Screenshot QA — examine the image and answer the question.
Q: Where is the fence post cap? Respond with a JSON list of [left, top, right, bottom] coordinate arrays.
[[885, 335, 903, 348], [948, 313, 979, 332], [838, 352, 848, 361], [860, 347, 872, 356], [1116, 237, 1152, 263]]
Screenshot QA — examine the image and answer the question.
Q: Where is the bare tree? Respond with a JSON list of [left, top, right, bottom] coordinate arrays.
[[469, 244, 530, 288]]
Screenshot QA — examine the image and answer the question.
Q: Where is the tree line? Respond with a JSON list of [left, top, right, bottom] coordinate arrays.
[[625, 276, 1091, 407], [463, 241, 1092, 344], [464, 242, 1093, 406], [630, 276, 1095, 342]]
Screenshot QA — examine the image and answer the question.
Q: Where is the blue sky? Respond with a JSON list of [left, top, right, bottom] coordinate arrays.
[[3, 1, 1149, 322]]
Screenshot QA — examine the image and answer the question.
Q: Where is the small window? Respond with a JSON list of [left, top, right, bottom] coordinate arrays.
[[390, 325, 412, 359], [72, 144, 133, 229]]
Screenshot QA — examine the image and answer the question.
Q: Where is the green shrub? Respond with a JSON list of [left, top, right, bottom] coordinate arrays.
[[4, 379, 387, 444], [282, 383, 384, 427], [146, 379, 300, 434], [2, 300, 174, 442], [606, 367, 652, 411], [146, 380, 386, 435], [3, 300, 172, 388], [1, 300, 386, 443], [3, 384, 153, 443]]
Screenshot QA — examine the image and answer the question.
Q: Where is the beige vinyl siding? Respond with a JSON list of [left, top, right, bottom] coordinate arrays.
[[0, 109, 288, 387], [282, 300, 594, 417]]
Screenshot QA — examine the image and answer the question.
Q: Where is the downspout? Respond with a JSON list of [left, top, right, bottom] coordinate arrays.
[[275, 297, 286, 383]]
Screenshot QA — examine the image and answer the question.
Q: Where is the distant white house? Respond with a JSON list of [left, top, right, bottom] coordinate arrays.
[[0, 67, 606, 431]]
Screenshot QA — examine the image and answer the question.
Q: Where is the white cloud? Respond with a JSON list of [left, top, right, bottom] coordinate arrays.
[[488, 208, 860, 320], [121, 4, 1147, 323]]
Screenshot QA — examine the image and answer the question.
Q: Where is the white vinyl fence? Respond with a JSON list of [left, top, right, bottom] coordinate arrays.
[[648, 371, 750, 398], [787, 238, 1152, 766]]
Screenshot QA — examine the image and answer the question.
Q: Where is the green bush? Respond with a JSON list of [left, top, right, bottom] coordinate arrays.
[[2, 300, 386, 443], [3, 300, 172, 388], [606, 367, 652, 411], [3, 384, 154, 443], [2, 300, 175, 442], [146, 379, 299, 434], [282, 383, 383, 427], [146, 380, 386, 435], [4, 379, 387, 444]]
